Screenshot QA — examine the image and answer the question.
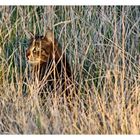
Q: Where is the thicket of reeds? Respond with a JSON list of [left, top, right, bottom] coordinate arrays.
[[0, 6, 139, 134]]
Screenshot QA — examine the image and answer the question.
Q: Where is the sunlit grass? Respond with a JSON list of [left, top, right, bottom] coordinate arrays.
[[0, 6, 139, 134]]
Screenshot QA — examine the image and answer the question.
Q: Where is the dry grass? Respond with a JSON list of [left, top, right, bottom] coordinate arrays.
[[0, 6, 139, 134]]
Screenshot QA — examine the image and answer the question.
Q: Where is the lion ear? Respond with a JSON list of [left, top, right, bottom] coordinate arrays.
[[45, 28, 54, 42]]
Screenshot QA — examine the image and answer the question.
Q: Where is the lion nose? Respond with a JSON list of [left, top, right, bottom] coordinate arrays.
[[26, 49, 30, 60]]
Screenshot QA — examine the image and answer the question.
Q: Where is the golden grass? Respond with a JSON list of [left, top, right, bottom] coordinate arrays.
[[0, 6, 139, 134]]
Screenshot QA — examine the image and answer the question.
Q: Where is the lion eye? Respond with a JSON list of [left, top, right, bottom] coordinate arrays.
[[32, 47, 40, 53], [33, 48, 36, 53]]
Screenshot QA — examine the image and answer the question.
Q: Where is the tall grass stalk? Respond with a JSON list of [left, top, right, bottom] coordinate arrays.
[[0, 6, 139, 134]]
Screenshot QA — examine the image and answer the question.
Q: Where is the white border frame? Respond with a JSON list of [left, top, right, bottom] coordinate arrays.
[[0, 0, 140, 5]]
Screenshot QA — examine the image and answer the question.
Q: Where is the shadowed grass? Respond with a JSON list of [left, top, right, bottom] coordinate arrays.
[[0, 6, 139, 134]]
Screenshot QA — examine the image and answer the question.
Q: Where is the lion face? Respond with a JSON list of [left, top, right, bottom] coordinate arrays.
[[26, 36, 52, 65], [26, 30, 61, 65]]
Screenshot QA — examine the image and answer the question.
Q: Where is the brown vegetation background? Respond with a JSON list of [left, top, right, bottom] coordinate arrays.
[[0, 6, 139, 134]]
